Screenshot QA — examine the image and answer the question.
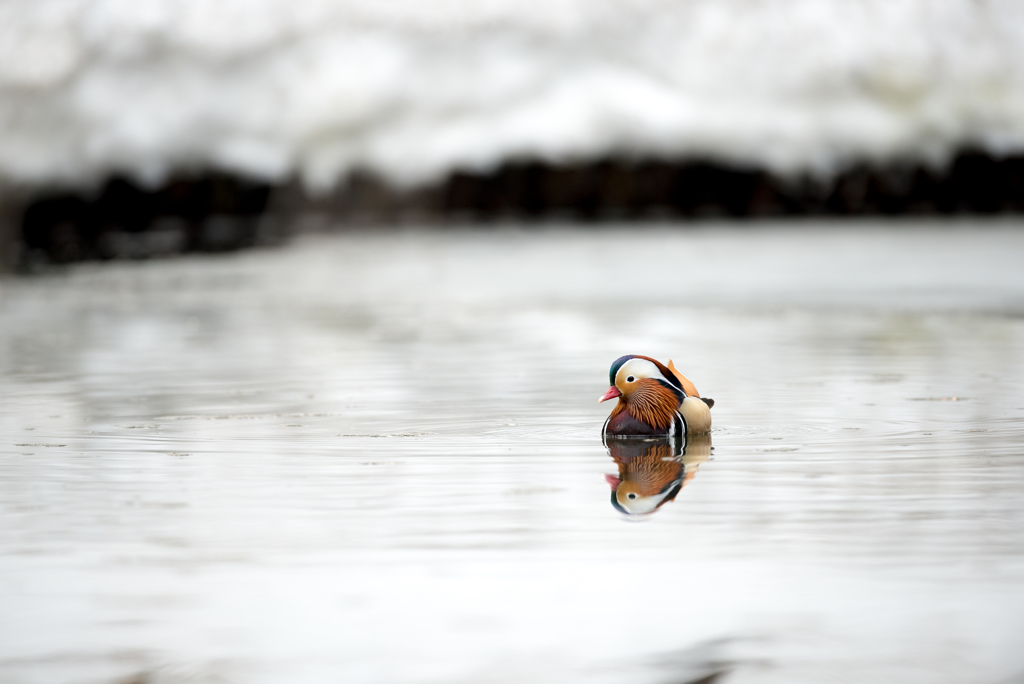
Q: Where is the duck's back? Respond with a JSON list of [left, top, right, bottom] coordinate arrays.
[[680, 396, 712, 433], [667, 359, 713, 433]]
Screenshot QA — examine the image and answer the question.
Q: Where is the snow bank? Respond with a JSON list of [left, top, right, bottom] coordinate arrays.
[[2, 0, 1024, 192]]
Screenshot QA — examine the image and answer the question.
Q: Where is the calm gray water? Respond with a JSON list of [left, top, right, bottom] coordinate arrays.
[[2, 220, 1024, 684]]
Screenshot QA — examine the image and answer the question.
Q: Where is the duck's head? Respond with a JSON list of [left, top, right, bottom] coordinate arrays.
[[599, 355, 683, 404]]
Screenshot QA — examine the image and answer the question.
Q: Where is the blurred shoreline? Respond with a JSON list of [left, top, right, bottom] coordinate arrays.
[[4, 148, 1023, 270]]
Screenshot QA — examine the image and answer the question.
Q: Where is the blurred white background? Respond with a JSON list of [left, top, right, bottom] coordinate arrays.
[[2, 0, 1024, 192]]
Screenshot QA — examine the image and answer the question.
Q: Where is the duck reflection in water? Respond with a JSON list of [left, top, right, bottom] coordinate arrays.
[[603, 433, 712, 517]]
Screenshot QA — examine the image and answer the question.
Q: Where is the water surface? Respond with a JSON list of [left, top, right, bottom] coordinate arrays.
[[2, 220, 1024, 684]]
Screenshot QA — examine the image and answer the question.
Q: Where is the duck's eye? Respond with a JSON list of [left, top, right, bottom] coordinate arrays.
[[626, 375, 636, 383], [627, 493, 637, 500]]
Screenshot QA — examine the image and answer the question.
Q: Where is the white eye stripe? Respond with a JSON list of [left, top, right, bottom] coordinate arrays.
[[617, 358, 669, 385]]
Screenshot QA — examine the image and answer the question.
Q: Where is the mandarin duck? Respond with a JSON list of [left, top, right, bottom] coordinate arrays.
[[600, 355, 713, 438], [604, 433, 711, 516]]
